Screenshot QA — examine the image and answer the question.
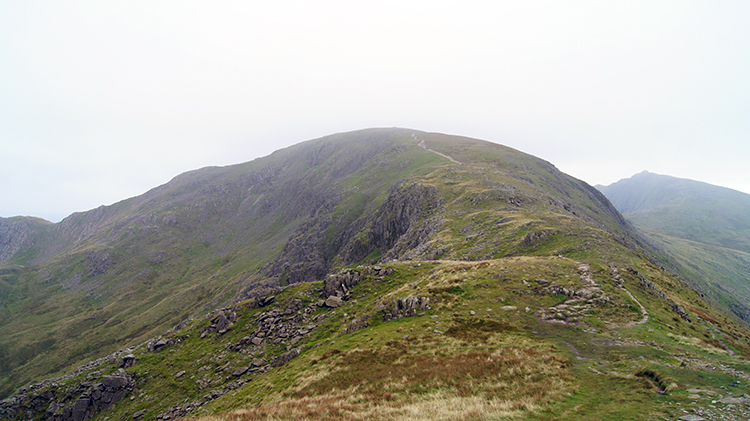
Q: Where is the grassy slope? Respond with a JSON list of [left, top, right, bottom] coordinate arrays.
[[598, 171, 750, 253], [11, 258, 750, 420], [6, 133, 750, 420], [639, 230, 750, 321], [597, 171, 750, 324], [0, 128, 437, 398]]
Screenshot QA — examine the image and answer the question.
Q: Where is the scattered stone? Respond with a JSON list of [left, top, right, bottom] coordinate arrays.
[[133, 410, 146, 419], [200, 310, 237, 337], [175, 371, 186, 378], [719, 394, 750, 404], [203, 390, 223, 402]]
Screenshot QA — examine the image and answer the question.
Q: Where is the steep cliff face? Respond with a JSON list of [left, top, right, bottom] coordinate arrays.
[[264, 181, 443, 286]]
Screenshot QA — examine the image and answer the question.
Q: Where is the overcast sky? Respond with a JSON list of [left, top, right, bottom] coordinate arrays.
[[2, 1, 749, 222]]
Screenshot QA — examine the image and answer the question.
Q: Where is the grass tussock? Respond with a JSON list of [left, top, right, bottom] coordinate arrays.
[[206, 333, 571, 421], [210, 392, 536, 421]]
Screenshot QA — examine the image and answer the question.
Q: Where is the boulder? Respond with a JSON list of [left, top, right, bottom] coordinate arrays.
[[272, 346, 304, 367], [232, 367, 249, 377], [116, 354, 137, 368], [325, 296, 343, 308], [345, 315, 371, 334]]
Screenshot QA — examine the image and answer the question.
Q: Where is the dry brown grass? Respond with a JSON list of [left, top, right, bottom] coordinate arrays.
[[198, 332, 571, 421], [210, 392, 539, 421]]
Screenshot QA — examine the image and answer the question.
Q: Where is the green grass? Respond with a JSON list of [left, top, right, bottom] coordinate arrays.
[[7, 254, 750, 421], [4, 128, 750, 420]]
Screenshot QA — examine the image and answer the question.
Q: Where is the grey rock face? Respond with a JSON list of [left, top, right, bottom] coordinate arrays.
[[116, 354, 137, 368], [345, 316, 371, 334], [272, 346, 304, 368], [0, 372, 135, 421], [382, 296, 431, 321], [323, 269, 363, 298]]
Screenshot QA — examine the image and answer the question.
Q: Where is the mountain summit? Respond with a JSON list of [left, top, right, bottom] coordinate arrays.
[[597, 170, 750, 252], [2, 129, 750, 420]]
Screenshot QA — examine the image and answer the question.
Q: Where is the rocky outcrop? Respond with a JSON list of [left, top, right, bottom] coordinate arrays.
[[146, 336, 185, 352], [200, 310, 238, 338], [369, 183, 442, 254], [536, 264, 611, 324], [245, 295, 276, 309], [226, 299, 326, 352], [367, 265, 395, 277], [670, 303, 692, 323], [323, 269, 364, 298], [0, 371, 134, 421], [116, 354, 137, 369], [324, 296, 343, 308], [271, 346, 304, 367], [0, 217, 48, 264], [631, 269, 669, 301], [381, 296, 431, 321], [267, 181, 442, 289], [85, 249, 114, 278], [345, 315, 371, 334], [518, 230, 555, 249]]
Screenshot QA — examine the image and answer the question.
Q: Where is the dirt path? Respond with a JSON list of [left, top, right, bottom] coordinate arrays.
[[412, 133, 462, 165], [620, 286, 650, 326], [609, 265, 650, 327], [577, 263, 598, 286]]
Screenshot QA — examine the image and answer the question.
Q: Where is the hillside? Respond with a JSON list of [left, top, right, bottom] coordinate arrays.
[[1, 129, 750, 420], [597, 170, 750, 253], [598, 171, 750, 323]]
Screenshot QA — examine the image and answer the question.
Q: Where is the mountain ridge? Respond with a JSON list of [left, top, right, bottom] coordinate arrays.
[[597, 170, 750, 324], [597, 170, 750, 253], [2, 129, 750, 420], [0, 127, 643, 399]]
